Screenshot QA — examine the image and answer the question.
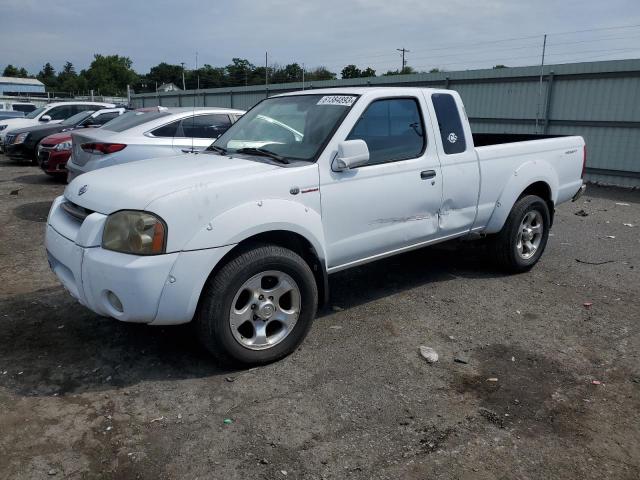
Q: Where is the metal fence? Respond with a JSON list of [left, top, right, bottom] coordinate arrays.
[[131, 59, 640, 187]]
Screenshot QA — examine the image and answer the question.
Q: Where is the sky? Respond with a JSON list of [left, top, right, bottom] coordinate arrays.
[[2, 0, 640, 76]]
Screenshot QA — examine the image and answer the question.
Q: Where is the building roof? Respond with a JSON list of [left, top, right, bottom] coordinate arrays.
[[0, 76, 45, 86], [157, 82, 181, 92]]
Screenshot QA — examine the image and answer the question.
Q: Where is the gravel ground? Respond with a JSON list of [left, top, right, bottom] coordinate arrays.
[[0, 155, 639, 479]]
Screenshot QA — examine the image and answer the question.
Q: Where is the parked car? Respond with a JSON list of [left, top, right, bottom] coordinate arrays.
[[0, 102, 37, 120], [36, 132, 75, 177], [0, 101, 115, 147], [66, 107, 244, 181], [5, 108, 125, 163], [45, 87, 586, 365], [37, 109, 127, 176]]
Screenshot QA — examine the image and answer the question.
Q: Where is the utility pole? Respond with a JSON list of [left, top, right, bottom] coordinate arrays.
[[302, 62, 305, 90], [265, 51, 269, 98], [180, 62, 186, 90], [397, 48, 410, 73], [535, 34, 547, 133]]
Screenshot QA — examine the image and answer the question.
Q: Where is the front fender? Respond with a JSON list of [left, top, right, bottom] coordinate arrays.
[[484, 159, 558, 234], [182, 198, 327, 262]]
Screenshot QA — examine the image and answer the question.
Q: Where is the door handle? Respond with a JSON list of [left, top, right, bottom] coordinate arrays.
[[420, 170, 436, 180]]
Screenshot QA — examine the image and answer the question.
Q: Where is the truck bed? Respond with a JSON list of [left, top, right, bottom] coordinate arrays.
[[472, 133, 565, 147]]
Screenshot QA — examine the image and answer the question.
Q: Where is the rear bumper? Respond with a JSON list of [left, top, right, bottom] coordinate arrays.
[[66, 160, 85, 182], [572, 183, 587, 202]]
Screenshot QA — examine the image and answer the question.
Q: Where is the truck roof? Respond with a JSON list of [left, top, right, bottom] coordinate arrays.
[[276, 86, 451, 97]]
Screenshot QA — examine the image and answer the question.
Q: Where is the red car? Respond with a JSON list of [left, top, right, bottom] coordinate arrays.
[[37, 131, 73, 177]]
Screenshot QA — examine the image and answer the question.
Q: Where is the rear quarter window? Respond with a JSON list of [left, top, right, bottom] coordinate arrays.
[[432, 93, 466, 155]]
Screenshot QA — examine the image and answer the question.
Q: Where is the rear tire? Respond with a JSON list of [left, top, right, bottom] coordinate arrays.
[[489, 195, 550, 273], [195, 244, 318, 366]]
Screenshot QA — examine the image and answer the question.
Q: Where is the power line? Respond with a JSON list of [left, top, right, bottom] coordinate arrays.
[[309, 23, 640, 69]]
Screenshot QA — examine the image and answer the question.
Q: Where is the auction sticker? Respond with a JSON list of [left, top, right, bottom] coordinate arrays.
[[317, 95, 357, 106]]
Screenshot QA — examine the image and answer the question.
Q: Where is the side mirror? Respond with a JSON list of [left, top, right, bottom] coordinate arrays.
[[40, 115, 52, 123], [333, 139, 369, 171]]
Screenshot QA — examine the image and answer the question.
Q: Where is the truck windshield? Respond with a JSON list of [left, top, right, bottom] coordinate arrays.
[[211, 94, 359, 162]]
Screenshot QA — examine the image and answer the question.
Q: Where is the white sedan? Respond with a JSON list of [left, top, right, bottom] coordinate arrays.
[[66, 107, 244, 181]]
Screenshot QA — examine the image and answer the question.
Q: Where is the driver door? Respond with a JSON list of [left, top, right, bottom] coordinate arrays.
[[320, 96, 443, 270]]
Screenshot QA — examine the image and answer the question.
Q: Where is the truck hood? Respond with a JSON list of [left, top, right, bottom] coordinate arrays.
[[65, 153, 280, 214]]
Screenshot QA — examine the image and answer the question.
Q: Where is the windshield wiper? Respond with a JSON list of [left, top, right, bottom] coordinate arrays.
[[207, 145, 227, 155], [235, 147, 290, 164]]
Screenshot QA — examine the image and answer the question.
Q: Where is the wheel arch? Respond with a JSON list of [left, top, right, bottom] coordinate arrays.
[[198, 230, 329, 311], [484, 160, 558, 234]]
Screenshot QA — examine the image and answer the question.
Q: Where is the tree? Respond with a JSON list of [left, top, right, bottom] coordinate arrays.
[[383, 65, 415, 76], [429, 68, 441, 73], [493, 64, 508, 69], [146, 62, 184, 90], [306, 66, 336, 81], [3, 64, 19, 77], [226, 58, 255, 86], [82, 54, 138, 95], [341, 64, 362, 79], [57, 62, 79, 93], [37, 63, 57, 89], [361, 67, 376, 77]]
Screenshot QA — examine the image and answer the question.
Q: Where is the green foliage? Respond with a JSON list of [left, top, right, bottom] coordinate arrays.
[[383, 66, 415, 76], [341, 65, 376, 79], [3, 56, 344, 94], [37, 63, 57, 89], [82, 54, 138, 96], [3, 64, 31, 78], [493, 64, 508, 69]]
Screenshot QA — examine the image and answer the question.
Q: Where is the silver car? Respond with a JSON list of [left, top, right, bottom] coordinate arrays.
[[66, 107, 244, 181]]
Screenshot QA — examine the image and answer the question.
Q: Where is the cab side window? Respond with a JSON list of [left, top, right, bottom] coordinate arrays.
[[346, 98, 425, 165], [431, 93, 467, 154], [180, 114, 232, 139], [47, 105, 76, 120]]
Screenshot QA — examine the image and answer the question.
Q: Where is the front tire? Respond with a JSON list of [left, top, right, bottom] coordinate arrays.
[[489, 195, 550, 273], [195, 244, 318, 366]]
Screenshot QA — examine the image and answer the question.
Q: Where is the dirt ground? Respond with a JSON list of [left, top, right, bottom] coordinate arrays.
[[0, 154, 638, 480]]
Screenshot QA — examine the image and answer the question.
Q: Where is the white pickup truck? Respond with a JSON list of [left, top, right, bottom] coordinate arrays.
[[45, 87, 586, 365]]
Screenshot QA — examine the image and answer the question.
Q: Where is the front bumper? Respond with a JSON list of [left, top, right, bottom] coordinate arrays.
[[4, 142, 32, 160], [45, 198, 235, 325], [39, 147, 70, 174]]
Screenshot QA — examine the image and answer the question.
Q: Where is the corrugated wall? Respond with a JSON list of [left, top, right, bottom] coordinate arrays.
[[131, 59, 640, 187]]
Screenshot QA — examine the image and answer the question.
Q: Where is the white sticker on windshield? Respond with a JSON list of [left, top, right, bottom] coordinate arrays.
[[317, 95, 357, 106]]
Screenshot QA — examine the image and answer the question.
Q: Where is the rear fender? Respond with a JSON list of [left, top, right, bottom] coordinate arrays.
[[484, 159, 558, 234]]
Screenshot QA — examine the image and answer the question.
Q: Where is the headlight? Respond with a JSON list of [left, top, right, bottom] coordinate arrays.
[[0, 125, 7, 131], [102, 210, 167, 255], [55, 141, 73, 151], [14, 132, 28, 144]]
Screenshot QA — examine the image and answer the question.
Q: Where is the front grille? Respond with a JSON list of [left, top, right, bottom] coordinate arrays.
[[41, 143, 56, 148], [38, 150, 50, 162], [5, 134, 15, 145], [61, 201, 93, 222]]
